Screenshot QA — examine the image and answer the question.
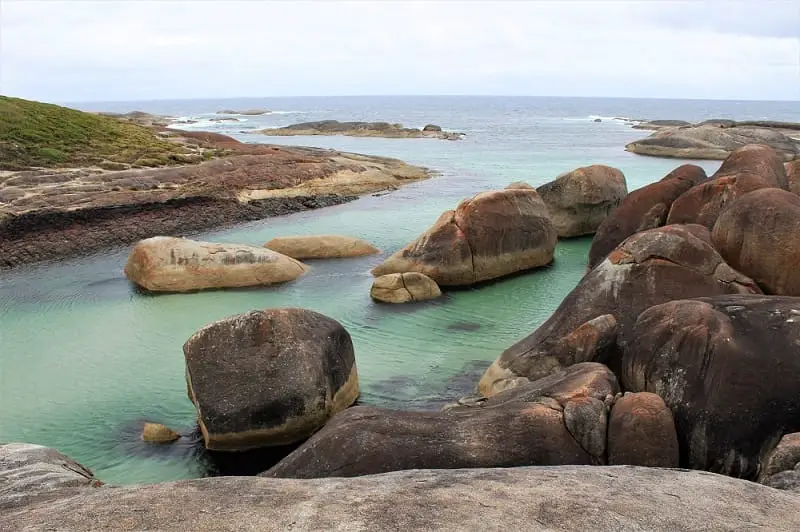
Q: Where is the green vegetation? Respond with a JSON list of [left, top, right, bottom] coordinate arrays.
[[0, 96, 191, 170]]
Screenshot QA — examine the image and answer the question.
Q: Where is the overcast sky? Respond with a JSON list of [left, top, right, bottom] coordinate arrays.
[[1, 0, 799, 102]]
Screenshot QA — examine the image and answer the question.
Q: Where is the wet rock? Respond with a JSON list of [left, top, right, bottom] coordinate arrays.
[[264, 235, 379, 259], [478, 225, 760, 397], [124, 236, 307, 292], [183, 308, 359, 451], [712, 188, 800, 295], [621, 295, 800, 478], [537, 165, 628, 237], [372, 184, 557, 286], [607, 392, 679, 467], [141, 422, 180, 443], [370, 272, 441, 303], [587, 164, 706, 269]]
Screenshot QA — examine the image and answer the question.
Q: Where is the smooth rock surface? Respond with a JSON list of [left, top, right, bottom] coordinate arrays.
[[141, 422, 180, 443], [370, 272, 441, 303], [587, 164, 706, 269], [607, 392, 679, 467], [537, 165, 628, 237], [621, 295, 800, 479], [371, 184, 557, 286], [183, 308, 358, 451], [712, 188, 800, 295], [4, 444, 800, 531], [479, 225, 760, 396], [264, 235, 379, 259], [124, 236, 307, 292], [267, 363, 617, 478]]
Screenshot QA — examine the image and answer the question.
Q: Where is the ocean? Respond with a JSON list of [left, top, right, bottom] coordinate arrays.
[[1, 96, 798, 484]]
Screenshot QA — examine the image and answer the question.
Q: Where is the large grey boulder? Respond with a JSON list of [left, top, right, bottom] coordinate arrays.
[[183, 308, 359, 451], [3, 443, 800, 531]]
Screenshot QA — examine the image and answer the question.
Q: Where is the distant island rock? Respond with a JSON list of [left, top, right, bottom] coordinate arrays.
[[625, 121, 800, 161], [216, 109, 271, 115], [260, 120, 465, 140]]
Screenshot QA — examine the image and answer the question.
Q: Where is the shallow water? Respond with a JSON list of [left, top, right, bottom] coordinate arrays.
[[2, 96, 797, 484]]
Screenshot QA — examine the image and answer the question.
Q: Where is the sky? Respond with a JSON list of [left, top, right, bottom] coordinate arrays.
[[1, 0, 799, 102]]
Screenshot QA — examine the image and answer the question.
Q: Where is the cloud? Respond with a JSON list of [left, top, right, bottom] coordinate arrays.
[[1, 0, 798, 101]]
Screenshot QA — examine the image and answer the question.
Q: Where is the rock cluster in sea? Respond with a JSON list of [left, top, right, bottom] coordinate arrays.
[[5, 143, 800, 527]]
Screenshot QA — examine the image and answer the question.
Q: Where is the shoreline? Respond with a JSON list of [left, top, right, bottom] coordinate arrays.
[[0, 134, 432, 269]]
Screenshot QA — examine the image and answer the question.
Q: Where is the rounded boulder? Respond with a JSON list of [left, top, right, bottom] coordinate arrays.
[[264, 235, 379, 260], [183, 308, 359, 451], [607, 392, 679, 467], [370, 272, 441, 303]]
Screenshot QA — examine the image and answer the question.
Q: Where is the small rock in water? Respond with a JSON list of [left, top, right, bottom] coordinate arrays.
[[446, 321, 481, 332], [142, 422, 180, 443]]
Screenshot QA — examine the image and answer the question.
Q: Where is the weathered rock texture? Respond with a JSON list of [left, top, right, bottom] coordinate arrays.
[[266, 363, 617, 478], [625, 125, 800, 160], [607, 392, 679, 467], [621, 295, 800, 479], [4, 443, 800, 531], [666, 145, 790, 229], [537, 165, 628, 237], [260, 120, 464, 140], [370, 272, 441, 303], [587, 164, 706, 269], [124, 236, 307, 292], [371, 185, 557, 286], [787, 160, 800, 194], [141, 422, 180, 443], [1, 132, 429, 269], [183, 308, 359, 451], [712, 188, 800, 295], [760, 433, 800, 492], [479, 225, 760, 397], [264, 235, 379, 259]]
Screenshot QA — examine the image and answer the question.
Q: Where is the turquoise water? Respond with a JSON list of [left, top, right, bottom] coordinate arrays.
[[1, 96, 797, 484]]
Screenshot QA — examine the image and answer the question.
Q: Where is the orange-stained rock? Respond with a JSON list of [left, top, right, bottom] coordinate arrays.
[[608, 392, 679, 467]]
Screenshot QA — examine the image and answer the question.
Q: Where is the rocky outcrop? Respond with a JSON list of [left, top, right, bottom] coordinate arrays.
[[760, 433, 800, 492], [141, 422, 180, 443], [607, 393, 679, 467], [625, 125, 800, 160], [371, 184, 557, 286], [260, 120, 465, 140], [264, 235, 379, 259], [587, 164, 706, 269], [370, 272, 441, 303], [711, 188, 800, 295], [5, 444, 800, 531], [1, 135, 430, 269], [216, 109, 270, 115], [786, 160, 800, 194], [183, 308, 358, 451], [124, 237, 307, 292], [631, 119, 692, 130], [621, 295, 800, 479], [266, 363, 617, 478], [537, 165, 628, 237], [665, 145, 788, 229], [478, 225, 760, 397]]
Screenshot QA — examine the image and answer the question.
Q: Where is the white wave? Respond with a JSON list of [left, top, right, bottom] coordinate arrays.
[[269, 110, 308, 115]]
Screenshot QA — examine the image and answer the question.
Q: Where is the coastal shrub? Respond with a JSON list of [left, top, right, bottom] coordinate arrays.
[[0, 95, 190, 170]]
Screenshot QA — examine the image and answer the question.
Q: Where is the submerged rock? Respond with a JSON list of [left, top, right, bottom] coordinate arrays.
[[5, 443, 800, 531], [621, 295, 800, 479], [537, 165, 628, 237], [124, 236, 307, 292], [712, 188, 800, 295], [587, 164, 706, 269], [370, 272, 441, 303], [478, 225, 760, 397], [371, 184, 557, 286], [141, 422, 180, 443], [183, 308, 358, 451], [264, 235, 379, 259]]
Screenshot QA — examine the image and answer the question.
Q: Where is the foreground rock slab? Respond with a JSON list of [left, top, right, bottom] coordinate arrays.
[[4, 444, 800, 531], [264, 235, 379, 259], [370, 272, 441, 303], [372, 183, 557, 286], [124, 236, 307, 292], [537, 165, 628, 237], [183, 308, 358, 451]]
